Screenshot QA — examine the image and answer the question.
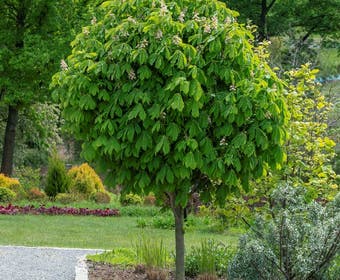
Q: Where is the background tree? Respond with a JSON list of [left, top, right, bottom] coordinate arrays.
[[223, 0, 340, 73], [223, 0, 340, 42], [51, 0, 287, 279], [0, 0, 97, 176]]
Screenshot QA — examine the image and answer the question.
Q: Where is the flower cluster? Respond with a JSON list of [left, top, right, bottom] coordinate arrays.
[[155, 29, 163, 39], [160, 1, 168, 15], [60, 59, 68, 71], [83, 27, 90, 36], [137, 39, 148, 49], [172, 35, 182, 45], [0, 204, 120, 217], [128, 69, 136, 80]]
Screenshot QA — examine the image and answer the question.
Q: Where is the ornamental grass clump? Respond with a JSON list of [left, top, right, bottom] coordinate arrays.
[[227, 185, 340, 280], [135, 236, 170, 280], [185, 239, 234, 278]]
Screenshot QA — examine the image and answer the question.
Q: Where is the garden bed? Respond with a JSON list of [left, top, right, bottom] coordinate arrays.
[[0, 204, 120, 217], [87, 260, 214, 280]]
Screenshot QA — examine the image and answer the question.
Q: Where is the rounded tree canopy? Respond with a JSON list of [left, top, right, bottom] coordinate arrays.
[[52, 0, 287, 205]]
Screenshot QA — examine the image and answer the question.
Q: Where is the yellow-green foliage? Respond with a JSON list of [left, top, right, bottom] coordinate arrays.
[[55, 193, 81, 204], [0, 173, 26, 200], [120, 193, 143, 206], [0, 173, 20, 188], [0, 187, 16, 202], [68, 163, 104, 197]]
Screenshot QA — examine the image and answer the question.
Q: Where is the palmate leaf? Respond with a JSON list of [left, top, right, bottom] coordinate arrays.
[[166, 123, 180, 141], [184, 151, 196, 169], [170, 93, 185, 111]]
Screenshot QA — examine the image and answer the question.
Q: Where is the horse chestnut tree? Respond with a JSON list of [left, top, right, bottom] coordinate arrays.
[[52, 1, 287, 278]]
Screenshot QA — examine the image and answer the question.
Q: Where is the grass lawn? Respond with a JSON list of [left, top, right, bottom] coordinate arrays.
[[0, 214, 240, 250]]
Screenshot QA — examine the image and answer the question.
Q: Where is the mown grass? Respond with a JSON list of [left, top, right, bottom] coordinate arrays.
[[0, 214, 240, 250]]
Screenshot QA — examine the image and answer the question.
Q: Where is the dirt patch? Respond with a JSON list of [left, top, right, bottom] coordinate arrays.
[[87, 260, 199, 280]]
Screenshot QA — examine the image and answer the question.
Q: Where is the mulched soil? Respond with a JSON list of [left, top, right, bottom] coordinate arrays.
[[87, 261, 207, 280]]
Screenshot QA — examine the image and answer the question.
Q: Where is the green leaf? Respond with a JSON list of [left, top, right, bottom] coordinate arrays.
[[180, 80, 190, 95], [155, 136, 170, 155], [189, 79, 203, 101], [191, 101, 200, 117], [184, 152, 196, 169], [166, 123, 180, 141], [170, 93, 185, 111], [152, 121, 161, 133], [231, 133, 247, 148], [226, 169, 238, 186], [166, 167, 174, 184], [81, 143, 96, 161], [128, 104, 146, 120], [79, 95, 96, 110], [136, 131, 152, 152], [186, 139, 198, 150]]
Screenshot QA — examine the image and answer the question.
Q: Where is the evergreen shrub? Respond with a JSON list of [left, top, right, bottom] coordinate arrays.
[[227, 185, 340, 280], [68, 163, 104, 197], [45, 153, 70, 198], [0, 187, 16, 202], [0, 173, 26, 200], [120, 193, 143, 206]]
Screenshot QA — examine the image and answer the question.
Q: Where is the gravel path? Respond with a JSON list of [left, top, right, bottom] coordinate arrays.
[[0, 245, 103, 280]]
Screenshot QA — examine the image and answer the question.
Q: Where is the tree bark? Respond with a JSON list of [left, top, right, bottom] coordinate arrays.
[[174, 204, 185, 280], [1, 105, 19, 176], [258, 0, 268, 41], [258, 0, 277, 41]]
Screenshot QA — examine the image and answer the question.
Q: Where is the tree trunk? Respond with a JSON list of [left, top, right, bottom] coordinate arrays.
[[259, 0, 268, 41], [1, 105, 19, 176], [173, 204, 185, 280]]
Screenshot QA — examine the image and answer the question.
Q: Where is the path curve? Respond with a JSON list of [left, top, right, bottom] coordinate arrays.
[[0, 245, 103, 280]]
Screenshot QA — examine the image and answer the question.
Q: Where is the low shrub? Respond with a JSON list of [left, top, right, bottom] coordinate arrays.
[[119, 205, 161, 217], [45, 153, 70, 198], [90, 191, 111, 204], [87, 248, 136, 267], [0, 173, 25, 200], [143, 193, 156, 206], [152, 215, 174, 229], [55, 193, 80, 204], [0, 187, 16, 202], [227, 185, 340, 280], [0, 173, 20, 188], [27, 187, 47, 201], [120, 193, 143, 206], [185, 239, 235, 278], [68, 163, 104, 197], [14, 166, 41, 191], [7, 184, 27, 200]]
